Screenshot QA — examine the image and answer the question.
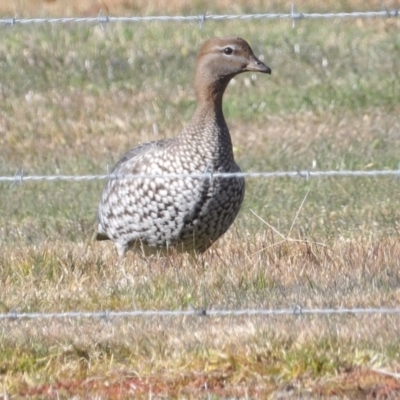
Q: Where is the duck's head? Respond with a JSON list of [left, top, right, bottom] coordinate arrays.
[[194, 37, 271, 102]]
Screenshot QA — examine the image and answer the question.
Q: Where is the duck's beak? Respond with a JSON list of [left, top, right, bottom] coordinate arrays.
[[244, 54, 271, 74]]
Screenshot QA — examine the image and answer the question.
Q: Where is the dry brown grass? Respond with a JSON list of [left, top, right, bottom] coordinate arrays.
[[1, 236, 400, 398]]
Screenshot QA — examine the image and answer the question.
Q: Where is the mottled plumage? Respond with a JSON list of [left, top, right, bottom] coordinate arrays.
[[97, 37, 271, 257]]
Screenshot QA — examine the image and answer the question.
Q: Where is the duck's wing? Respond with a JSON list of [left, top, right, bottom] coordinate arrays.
[[110, 138, 175, 174], [96, 138, 175, 241]]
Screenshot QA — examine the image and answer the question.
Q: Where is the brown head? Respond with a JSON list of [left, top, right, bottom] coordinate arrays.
[[194, 37, 271, 104]]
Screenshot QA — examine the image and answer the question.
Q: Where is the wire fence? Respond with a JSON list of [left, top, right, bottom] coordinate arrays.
[[1, 8, 399, 327], [2, 169, 400, 187], [3, 170, 398, 321], [0, 9, 399, 27], [2, 307, 400, 321]]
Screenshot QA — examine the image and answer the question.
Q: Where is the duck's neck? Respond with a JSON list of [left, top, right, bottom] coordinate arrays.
[[182, 73, 230, 138], [193, 90, 226, 128], [178, 82, 235, 164]]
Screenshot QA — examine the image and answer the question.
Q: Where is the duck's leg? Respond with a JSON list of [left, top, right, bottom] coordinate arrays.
[[115, 241, 128, 260]]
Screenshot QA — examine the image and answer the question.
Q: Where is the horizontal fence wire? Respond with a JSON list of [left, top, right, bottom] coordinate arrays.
[[1, 9, 399, 328], [1, 169, 400, 186], [0, 10, 399, 26], [2, 308, 400, 321]]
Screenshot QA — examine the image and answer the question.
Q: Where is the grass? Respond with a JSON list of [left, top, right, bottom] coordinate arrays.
[[1, 0, 400, 398], [1, 239, 400, 397]]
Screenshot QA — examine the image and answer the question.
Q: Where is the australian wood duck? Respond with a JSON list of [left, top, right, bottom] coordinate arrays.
[[97, 37, 271, 257]]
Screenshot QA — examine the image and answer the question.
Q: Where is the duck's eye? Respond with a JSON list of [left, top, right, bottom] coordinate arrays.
[[223, 47, 233, 55]]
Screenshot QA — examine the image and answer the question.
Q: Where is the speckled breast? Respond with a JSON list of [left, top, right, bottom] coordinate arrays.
[[176, 166, 245, 252]]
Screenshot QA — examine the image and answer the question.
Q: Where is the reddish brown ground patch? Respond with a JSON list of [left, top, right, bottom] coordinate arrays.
[[13, 368, 400, 399], [17, 374, 263, 398], [315, 368, 400, 399]]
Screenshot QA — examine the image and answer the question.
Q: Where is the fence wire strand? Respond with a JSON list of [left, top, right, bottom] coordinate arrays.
[[1, 169, 400, 186], [2, 307, 400, 321], [0, 10, 399, 26]]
